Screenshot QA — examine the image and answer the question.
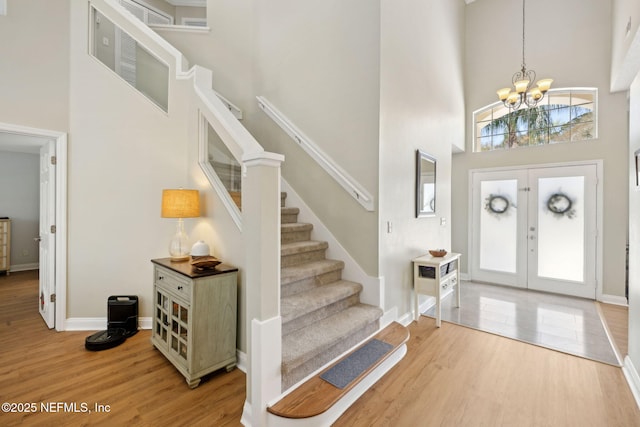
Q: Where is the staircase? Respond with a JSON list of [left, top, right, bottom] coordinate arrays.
[[279, 194, 384, 390]]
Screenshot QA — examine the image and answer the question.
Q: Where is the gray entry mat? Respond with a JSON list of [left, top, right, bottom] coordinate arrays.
[[320, 339, 393, 389]]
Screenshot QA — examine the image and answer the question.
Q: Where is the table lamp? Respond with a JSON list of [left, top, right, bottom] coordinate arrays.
[[161, 189, 200, 261]]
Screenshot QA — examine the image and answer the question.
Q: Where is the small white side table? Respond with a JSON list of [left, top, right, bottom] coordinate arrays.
[[412, 252, 461, 327]]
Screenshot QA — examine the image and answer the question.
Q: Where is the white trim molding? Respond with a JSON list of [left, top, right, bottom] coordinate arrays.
[[257, 96, 375, 212], [0, 122, 67, 332], [623, 356, 640, 411], [65, 317, 153, 331]]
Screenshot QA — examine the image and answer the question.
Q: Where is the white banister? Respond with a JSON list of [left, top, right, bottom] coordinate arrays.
[[256, 96, 375, 212]]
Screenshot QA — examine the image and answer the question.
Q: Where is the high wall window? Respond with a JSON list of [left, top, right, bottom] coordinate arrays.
[[473, 88, 597, 152]]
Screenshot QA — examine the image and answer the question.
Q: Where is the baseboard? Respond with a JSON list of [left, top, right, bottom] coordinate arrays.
[[380, 307, 398, 328], [623, 356, 640, 411], [9, 263, 39, 272], [236, 350, 248, 373], [64, 317, 153, 331], [599, 294, 628, 306]]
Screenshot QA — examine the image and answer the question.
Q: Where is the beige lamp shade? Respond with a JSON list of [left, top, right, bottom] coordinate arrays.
[[161, 189, 200, 218]]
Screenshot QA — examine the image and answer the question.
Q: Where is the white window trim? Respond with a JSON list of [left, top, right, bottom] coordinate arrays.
[[472, 87, 598, 153]]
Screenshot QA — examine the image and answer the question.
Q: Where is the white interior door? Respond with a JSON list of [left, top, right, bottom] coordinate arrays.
[[471, 163, 598, 299], [39, 141, 56, 328]]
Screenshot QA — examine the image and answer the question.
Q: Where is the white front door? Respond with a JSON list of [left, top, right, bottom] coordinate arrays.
[[526, 165, 598, 298], [470, 163, 599, 299], [39, 141, 56, 328]]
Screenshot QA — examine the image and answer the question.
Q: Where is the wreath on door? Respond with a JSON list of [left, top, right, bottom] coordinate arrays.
[[485, 194, 512, 217], [546, 192, 576, 218]]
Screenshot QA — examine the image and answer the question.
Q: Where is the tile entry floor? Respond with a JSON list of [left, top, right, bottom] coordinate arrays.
[[423, 281, 621, 366]]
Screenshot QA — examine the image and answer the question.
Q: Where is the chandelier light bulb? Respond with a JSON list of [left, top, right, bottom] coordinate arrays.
[[536, 78, 553, 92], [514, 79, 530, 93], [497, 88, 511, 101]]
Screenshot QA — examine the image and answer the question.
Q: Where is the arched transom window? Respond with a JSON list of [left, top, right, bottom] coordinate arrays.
[[473, 88, 597, 152]]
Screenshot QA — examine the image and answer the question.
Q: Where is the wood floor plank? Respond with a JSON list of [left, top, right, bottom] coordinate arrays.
[[2, 271, 639, 426], [599, 302, 629, 357], [334, 317, 640, 427]]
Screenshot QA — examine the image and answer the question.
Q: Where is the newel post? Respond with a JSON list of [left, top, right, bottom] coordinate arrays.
[[241, 151, 284, 427]]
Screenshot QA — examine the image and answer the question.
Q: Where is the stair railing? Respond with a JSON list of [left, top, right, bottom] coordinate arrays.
[[257, 96, 375, 212]]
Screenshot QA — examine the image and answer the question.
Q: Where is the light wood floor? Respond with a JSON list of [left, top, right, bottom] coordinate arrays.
[[2, 271, 639, 426]]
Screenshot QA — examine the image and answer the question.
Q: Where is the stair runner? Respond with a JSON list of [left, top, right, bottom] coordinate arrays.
[[280, 193, 383, 390]]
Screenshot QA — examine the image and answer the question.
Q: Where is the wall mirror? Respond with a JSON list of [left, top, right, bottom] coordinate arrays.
[[416, 150, 436, 217]]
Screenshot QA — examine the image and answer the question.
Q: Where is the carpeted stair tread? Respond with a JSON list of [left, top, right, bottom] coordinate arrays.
[[281, 207, 300, 224], [282, 304, 383, 374], [281, 240, 327, 254], [281, 222, 313, 232], [281, 280, 362, 324], [281, 259, 345, 286], [281, 222, 314, 244]]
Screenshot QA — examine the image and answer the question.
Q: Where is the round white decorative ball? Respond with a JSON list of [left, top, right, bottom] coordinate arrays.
[[191, 240, 210, 256]]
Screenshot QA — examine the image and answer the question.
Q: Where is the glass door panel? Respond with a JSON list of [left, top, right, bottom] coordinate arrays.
[[536, 176, 585, 282], [479, 179, 518, 273], [528, 165, 597, 298], [471, 170, 528, 288], [169, 298, 190, 365]]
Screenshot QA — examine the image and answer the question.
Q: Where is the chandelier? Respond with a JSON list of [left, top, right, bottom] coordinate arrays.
[[496, 0, 553, 110]]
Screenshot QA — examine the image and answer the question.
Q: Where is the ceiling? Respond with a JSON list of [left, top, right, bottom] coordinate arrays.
[[0, 132, 50, 154]]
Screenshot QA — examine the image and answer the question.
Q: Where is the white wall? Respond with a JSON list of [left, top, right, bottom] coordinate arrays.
[[611, 0, 640, 91], [250, 0, 381, 276], [0, 151, 40, 268], [455, 0, 629, 299], [0, 0, 69, 131], [379, 0, 465, 318], [66, 0, 190, 319], [628, 73, 640, 399]]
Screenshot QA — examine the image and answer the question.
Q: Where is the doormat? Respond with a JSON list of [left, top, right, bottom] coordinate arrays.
[[320, 339, 393, 389], [423, 281, 621, 366]]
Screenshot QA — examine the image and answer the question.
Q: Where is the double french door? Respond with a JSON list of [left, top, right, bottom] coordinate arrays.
[[470, 164, 599, 299]]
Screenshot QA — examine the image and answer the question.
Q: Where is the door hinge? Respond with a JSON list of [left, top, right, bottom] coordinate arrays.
[[50, 225, 56, 234], [50, 294, 56, 303], [50, 156, 57, 165]]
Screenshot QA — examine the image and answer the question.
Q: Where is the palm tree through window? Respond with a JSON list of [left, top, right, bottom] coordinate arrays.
[[474, 88, 597, 152]]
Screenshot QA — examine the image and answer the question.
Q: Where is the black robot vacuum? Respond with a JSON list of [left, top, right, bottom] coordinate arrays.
[[85, 295, 138, 351]]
